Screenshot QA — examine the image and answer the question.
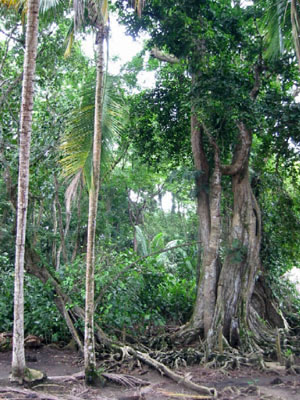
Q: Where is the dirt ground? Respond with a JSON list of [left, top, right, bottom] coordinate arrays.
[[0, 346, 300, 399]]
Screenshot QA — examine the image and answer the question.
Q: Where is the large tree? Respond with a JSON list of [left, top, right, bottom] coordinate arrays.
[[117, 0, 300, 351]]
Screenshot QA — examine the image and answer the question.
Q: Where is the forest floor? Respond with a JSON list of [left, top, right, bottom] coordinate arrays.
[[0, 346, 300, 399]]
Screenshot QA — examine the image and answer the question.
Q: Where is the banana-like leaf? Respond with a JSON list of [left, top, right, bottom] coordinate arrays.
[[291, 0, 300, 67], [135, 225, 148, 256], [150, 232, 164, 253]]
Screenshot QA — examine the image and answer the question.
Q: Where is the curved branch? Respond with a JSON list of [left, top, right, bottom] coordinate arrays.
[[221, 122, 252, 176]]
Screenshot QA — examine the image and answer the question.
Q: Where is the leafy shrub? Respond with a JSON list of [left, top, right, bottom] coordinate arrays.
[[0, 254, 69, 343], [59, 243, 196, 337]]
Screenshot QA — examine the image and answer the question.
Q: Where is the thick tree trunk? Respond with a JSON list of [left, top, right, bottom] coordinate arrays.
[[11, 0, 39, 383], [84, 26, 104, 384], [187, 118, 264, 350], [208, 154, 262, 349], [187, 108, 210, 334], [202, 156, 221, 338]]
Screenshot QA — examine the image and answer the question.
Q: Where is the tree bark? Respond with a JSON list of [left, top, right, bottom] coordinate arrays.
[[84, 25, 104, 384], [208, 125, 262, 349], [54, 175, 68, 269], [11, 0, 39, 383], [187, 117, 263, 350], [187, 107, 210, 334]]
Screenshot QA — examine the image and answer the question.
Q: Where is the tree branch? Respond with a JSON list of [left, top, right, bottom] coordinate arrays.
[[221, 122, 252, 176], [150, 47, 180, 64], [0, 72, 23, 109]]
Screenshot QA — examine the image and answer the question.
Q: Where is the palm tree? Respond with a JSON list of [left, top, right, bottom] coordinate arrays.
[[69, 0, 108, 383], [9, 0, 40, 383], [69, 0, 144, 383], [1, 0, 66, 383], [263, 0, 300, 68]]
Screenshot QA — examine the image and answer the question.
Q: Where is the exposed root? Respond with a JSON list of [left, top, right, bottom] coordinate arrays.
[[149, 348, 204, 367]]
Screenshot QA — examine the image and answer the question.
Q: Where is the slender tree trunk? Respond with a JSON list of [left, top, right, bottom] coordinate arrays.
[[52, 200, 58, 266], [133, 227, 138, 252], [54, 175, 68, 269], [71, 181, 83, 262], [84, 26, 104, 384], [11, 0, 39, 383]]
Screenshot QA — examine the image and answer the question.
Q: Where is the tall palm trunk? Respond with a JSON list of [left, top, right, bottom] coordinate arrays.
[[11, 0, 40, 383], [84, 25, 105, 384]]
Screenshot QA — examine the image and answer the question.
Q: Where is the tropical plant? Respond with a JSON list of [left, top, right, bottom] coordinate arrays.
[[262, 0, 300, 68], [8, 0, 41, 384], [68, 0, 146, 382], [60, 77, 129, 190]]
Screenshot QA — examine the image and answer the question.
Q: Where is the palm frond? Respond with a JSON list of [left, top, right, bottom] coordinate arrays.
[[39, 0, 61, 13], [263, 0, 300, 66], [64, 27, 74, 58], [60, 77, 129, 190], [291, 0, 300, 67], [73, 0, 85, 31], [65, 171, 81, 214], [150, 232, 164, 253], [0, 0, 27, 20], [263, 0, 287, 59]]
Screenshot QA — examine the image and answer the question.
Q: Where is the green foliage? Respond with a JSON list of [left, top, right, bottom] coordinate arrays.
[[0, 264, 68, 342], [1, 0, 300, 345], [0, 254, 14, 332], [60, 76, 129, 190], [223, 239, 248, 264], [24, 276, 69, 343], [59, 242, 196, 336]]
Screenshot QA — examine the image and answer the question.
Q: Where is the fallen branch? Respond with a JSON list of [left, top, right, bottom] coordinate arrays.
[[157, 389, 213, 399], [0, 386, 63, 400], [48, 371, 149, 388], [126, 347, 217, 398]]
